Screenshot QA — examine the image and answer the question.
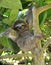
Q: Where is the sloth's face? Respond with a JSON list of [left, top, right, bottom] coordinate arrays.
[[15, 23, 25, 31], [13, 20, 29, 33]]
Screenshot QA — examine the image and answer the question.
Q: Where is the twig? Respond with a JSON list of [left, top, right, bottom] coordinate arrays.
[[0, 48, 6, 52], [0, 47, 12, 52]]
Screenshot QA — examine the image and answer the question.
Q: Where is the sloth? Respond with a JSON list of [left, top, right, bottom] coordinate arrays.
[[12, 20, 36, 51], [2, 20, 43, 52]]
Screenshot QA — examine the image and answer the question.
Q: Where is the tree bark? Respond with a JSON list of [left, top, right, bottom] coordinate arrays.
[[32, 4, 51, 65]]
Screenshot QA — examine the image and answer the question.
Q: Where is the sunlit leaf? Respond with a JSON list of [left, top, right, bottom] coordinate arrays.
[[0, 0, 22, 9]]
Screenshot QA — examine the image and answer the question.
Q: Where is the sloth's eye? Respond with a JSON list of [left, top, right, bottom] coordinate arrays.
[[15, 25, 25, 30], [17, 26, 22, 29]]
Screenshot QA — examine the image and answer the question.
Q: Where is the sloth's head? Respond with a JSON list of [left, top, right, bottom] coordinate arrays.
[[13, 20, 29, 33]]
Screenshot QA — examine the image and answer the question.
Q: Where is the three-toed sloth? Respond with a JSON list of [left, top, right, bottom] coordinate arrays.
[[4, 20, 43, 52], [12, 20, 36, 51]]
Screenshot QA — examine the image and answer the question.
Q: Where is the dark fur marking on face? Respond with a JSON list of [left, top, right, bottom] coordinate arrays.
[[12, 20, 29, 32]]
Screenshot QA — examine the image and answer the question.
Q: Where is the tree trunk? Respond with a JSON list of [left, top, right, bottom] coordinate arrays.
[[32, 4, 45, 65], [32, 3, 51, 65], [32, 49, 45, 65]]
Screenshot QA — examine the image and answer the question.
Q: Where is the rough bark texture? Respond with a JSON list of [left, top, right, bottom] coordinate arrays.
[[31, 4, 51, 65]]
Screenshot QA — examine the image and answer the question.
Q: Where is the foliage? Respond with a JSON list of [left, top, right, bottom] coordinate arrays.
[[0, 0, 22, 54]]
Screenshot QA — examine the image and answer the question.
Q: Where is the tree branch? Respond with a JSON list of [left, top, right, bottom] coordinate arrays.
[[0, 53, 33, 59], [0, 47, 12, 52], [32, 6, 41, 34], [37, 4, 51, 15], [32, 6, 42, 50]]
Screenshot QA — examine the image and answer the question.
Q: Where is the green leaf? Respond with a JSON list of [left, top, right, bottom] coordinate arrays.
[[40, 11, 47, 27], [47, 9, 51, 19], [3, 9, 19, 26], [0, 24, 8, 33], [4, 9, 11, 16], [8, 39, 20, 53], [0, 36, 10, 48], [37, 0, 46, 7], [45, 0, 51, 4], [0, 0, 22, 26], [0, 0, 22, 9], [0, 36, 20, 53], [26, 0, 32, 1]]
